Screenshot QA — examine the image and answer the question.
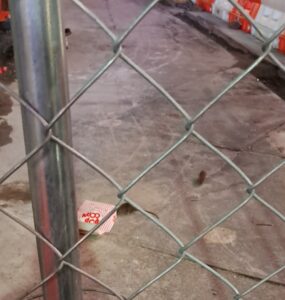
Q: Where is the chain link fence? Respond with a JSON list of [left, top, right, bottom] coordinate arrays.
[[1, 0, 285, 299]]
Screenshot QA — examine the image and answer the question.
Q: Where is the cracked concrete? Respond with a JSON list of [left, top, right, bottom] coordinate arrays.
[[1, 0, 285, 299]]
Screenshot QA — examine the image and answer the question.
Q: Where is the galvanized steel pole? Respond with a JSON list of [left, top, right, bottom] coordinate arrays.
[[9, 1, 82, 299]]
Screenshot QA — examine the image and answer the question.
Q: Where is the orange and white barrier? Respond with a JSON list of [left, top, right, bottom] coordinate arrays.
[[228, 0, 261, 33], [195, 0, 216, 13], [212, 0, 233, 22], [193, 0, 285, 54], [252, 3, 285, 53]]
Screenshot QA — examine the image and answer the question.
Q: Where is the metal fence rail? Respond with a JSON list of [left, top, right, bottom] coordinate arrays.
[[1, 0, 285, 299]]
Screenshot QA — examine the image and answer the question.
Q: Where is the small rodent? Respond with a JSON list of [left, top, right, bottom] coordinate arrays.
[[194, 170, 207, 186], [65, 28, 72, 49], [65, 28, 72, 36], [117, 203, 159, 219]]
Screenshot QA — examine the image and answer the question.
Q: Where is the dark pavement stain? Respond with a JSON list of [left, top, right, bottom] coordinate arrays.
[[0, 117, 12, 146], [0, 91, 12, 115], [0, 181, 30, 201]]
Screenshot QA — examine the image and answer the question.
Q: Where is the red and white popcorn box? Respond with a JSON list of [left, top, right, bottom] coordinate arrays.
[[78, 200, 117, 235]]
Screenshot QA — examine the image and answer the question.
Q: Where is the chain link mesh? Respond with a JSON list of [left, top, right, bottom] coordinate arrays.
[[1, 0, 285, 299]]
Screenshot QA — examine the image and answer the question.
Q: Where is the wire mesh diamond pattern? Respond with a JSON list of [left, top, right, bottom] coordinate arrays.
[[1, 0, 285, 299]]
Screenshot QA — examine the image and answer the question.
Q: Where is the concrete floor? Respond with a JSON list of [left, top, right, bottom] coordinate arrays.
[[1, 0, 285, 299], [183, 9, 285, 71]]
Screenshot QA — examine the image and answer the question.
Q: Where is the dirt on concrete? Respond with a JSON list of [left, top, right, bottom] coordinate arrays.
[[0, 181, 30, 202]]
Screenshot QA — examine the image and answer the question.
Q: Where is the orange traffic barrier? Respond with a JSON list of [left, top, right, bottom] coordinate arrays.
[[0, 0, 9, 22], [279, 33, 285, 54], [229, 0, 261, 33], [196, 0, 216, 13], [252, 3, 285, 54]]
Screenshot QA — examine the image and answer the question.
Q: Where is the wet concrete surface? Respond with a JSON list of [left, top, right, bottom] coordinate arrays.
[[1, 0, 285, 299]]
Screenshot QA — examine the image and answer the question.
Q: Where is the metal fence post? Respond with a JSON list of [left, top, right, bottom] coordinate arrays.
[[9, 1, 82, 299]]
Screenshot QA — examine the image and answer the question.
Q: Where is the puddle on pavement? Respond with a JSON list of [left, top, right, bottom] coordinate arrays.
[[0, 31, 16, 148]]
